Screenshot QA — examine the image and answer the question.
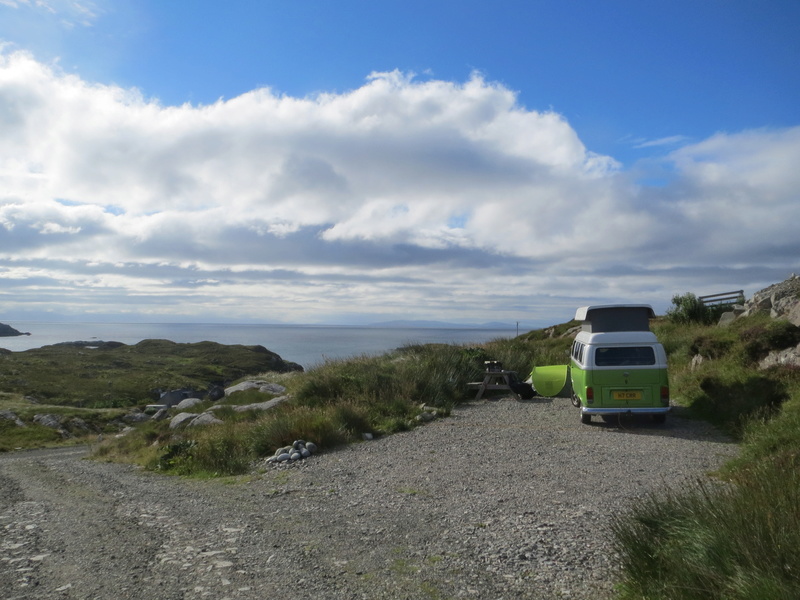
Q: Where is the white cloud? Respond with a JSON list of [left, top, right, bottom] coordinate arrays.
[[0, 50, 797, 324], [634, 135, 690, 148], [1, 0, 102, 26]]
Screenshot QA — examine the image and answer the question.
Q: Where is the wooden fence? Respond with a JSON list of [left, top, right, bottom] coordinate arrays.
[[698, 290, 744, 306]]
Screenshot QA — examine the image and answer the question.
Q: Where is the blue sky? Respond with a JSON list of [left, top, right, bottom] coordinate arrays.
[[0, 0, 798, 327]]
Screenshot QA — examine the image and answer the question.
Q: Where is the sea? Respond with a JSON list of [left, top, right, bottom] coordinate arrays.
[[0, 322, 516, 369]]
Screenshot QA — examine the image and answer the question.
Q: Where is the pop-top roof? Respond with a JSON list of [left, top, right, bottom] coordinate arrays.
[[574, 304, 655, 333]]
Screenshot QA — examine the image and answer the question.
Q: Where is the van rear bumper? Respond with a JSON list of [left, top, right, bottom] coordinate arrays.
[[581, 407, 670, 415]]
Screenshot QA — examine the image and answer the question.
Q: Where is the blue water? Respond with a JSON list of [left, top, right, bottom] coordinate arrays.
[[0, 322, 516, 369]]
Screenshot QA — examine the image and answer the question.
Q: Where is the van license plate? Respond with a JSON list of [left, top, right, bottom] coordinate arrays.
[[613, 391, 642, 400]]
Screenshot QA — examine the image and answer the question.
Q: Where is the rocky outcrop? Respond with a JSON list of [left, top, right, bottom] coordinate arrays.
[[759, 343, 800, 370], [122, 410, 150, 424], [232, 395, 290, 412], [32, 414, 70, 438], [173, 397, 204, 410], [0, 410, 26, 427], [186, 413, 223, 428], [710, 274, 800, 369], [161, 379, 292, 430], [730, 274, 800, 326], [168, 412, 198, 429], [158, 388, 202, 407], [224, 381, 287, 396]]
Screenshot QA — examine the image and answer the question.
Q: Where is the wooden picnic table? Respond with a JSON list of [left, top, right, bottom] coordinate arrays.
[[467, 367, 521, 401]]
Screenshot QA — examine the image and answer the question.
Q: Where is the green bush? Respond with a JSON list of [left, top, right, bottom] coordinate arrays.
[[740, 320, 800, 363], [667, 292, 731, 326], [692, 374, 788, 435], [690, 334, 735, 360]]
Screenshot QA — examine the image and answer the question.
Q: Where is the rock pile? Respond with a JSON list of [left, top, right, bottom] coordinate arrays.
[[265, 440, 319, 464]]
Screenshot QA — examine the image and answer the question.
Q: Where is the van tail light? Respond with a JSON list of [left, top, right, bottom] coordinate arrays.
[[587, 387, 594, 404], [660, 386, 670, 406]]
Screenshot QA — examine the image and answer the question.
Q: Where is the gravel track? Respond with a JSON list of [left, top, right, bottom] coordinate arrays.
[[0, 397, 737, 599]]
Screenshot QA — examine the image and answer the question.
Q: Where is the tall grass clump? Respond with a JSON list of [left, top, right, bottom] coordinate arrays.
[[153, 423, 254, 477], [292, 344, 487, 426], [612, 464, 800, 599], [482, 335, 570, 376]]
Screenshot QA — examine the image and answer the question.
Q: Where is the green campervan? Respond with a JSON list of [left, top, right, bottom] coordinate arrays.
[[570, 304, 670, 424]]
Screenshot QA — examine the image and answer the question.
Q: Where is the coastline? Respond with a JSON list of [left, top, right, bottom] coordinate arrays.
[[0, 322, 516, 369]]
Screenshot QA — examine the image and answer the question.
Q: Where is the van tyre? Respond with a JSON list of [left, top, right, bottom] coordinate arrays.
[[581, 413, 592, 424]]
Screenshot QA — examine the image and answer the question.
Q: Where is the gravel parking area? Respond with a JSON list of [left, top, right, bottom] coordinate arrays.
[[0, 396, 737, 599]]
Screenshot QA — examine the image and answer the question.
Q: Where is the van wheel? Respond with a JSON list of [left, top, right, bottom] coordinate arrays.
[[571, 395, 580, 408], [652, 414, 666, 424], [581, 413, 592, 424]]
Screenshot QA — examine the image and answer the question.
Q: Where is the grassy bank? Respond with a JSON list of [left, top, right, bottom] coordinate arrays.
[[611, 312, 800, 599], [92, 337, 572, 475]]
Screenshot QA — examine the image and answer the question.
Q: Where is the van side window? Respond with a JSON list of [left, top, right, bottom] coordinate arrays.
[[571, 341, 584, 363], [594, 346, 656, 366]]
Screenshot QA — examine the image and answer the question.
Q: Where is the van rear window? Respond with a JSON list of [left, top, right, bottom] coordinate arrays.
[[594, 346, 656, 366]]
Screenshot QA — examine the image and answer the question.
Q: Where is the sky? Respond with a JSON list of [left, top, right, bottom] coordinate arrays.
[[0, 0, 798, 328]]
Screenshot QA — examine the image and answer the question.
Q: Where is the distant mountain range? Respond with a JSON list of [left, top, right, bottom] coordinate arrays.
[[366, 320, 518, 330]]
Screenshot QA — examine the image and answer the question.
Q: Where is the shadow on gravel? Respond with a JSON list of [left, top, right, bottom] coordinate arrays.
[[516, 397, 555, 405], [464, 396, 555, 405], [583, 414, 735, 443]]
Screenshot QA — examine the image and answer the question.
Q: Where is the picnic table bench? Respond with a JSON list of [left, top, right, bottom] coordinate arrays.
[[467, 361, 521, 401]]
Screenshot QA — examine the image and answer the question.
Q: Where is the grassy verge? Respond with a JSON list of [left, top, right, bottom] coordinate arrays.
[[0, 391, 129, 452], [611, 315, 800, 598]]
